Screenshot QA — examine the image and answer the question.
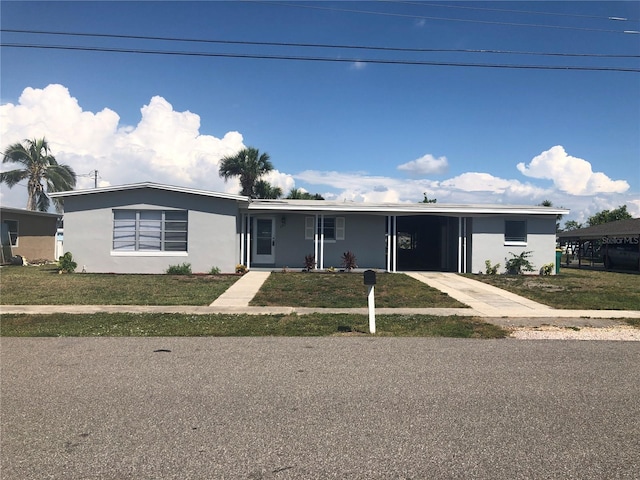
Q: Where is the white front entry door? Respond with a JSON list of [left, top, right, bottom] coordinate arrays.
[[253, 217, 276, 264]]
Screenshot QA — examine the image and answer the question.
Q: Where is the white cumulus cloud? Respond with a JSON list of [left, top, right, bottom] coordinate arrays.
[[397, 154, 449, 176], [517, 145, 629, 195]]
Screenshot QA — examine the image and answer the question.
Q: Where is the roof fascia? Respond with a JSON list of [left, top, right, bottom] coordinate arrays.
[[0, 207, 62, 218], [48, 182, 250, 203]]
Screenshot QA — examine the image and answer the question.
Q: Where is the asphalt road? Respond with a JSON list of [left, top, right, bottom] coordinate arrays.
[[2, 337, 639, 479]]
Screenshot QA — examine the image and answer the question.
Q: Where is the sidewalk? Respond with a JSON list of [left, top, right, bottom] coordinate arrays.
[[2, 271, 639, 325]]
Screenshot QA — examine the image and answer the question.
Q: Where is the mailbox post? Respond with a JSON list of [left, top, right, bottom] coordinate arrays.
[[363, 270, 376, 334]]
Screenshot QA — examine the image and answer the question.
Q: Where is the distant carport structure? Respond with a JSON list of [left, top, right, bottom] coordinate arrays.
[[557, 218, 640, 272]]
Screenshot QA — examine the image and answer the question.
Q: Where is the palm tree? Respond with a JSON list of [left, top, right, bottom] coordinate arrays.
[[218, 147, 273, 197], [1, 138, 76, 212], [254, 180, 282, 199], [286, 188, 324, 200]]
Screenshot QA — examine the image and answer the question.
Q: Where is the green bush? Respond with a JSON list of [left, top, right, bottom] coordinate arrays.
[[235, 264, 247, 274], [540, 263, 555, 276], [209, 266, 221, 275], [505, 251, 535, 275], [484, 260, 500, 275], [166, 263, 192, 275], [57, 252, 77, 273]]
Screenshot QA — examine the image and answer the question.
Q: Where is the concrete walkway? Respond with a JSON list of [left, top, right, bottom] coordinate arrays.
[[2, 271, 639, 323]]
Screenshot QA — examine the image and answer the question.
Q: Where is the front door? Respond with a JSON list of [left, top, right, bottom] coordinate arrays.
[[253, 217, 276, 264]]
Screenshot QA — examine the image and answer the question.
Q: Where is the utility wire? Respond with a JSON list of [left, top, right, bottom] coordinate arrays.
[[256, 1, 640, 34], [377, 1, 640, 23], [2, 30, 638, 58], [2, 43, 638, 72]]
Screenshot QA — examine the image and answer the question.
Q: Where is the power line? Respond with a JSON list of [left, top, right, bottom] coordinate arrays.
[[2, 29, 638, 59], [377, 1, 640, 23], [2, 43, 638, 72], [256, 1, 640, 35]]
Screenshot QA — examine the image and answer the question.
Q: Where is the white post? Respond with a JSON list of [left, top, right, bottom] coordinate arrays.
[[368, 285, 376, 334]]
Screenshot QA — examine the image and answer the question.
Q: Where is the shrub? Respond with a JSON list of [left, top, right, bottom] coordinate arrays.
[[57, 252, 77, 273], [235, 264, 247, 274], [166, 263, 192, 275], [209, 266, 221, 275], [341, 251, 357, 271], [484, 260, 500, 275], [540, 263, 555, 276], [505, 251, 535, 275], [303, 254, 315, 272]]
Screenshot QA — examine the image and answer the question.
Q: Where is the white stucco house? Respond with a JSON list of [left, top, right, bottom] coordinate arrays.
[[49, 182, 568, 274]]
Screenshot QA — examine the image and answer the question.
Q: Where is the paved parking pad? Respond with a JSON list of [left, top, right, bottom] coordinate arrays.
[[2, 337, 639, 479]]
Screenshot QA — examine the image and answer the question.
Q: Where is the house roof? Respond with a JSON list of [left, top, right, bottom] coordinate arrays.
[[48, 181, 250, 202], [557, 218, 640, 240], [248, 198, 569, 216], [0, 206, 62, 219], [47, 181, 569, 216]]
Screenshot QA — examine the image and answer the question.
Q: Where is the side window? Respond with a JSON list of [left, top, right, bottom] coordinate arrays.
[[2, 220, 19, 246], [113, 210, 188, 252], [305, 216, 345, 240], [505, 220, 527, 244]]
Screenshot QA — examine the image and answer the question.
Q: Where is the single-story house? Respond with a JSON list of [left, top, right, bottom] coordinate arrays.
[[557, 218, 640, 271], [0, 207, 62, 263], [49, 182, 568, 274]]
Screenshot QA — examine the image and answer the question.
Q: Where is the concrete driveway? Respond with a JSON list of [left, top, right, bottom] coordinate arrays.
[[2, 337, 639, 479]]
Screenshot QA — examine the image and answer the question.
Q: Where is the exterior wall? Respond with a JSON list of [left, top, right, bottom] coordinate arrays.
[[470, 215, 558, 274], [252, 213, 386, 270], [0, 209, 59, 261], [62, 189, 240, 273]]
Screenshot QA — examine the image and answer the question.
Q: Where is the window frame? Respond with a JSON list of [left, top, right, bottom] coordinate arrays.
[[2, 220, 19, 247], [112, 210, 188, 255], [504, 220, 527, 245]]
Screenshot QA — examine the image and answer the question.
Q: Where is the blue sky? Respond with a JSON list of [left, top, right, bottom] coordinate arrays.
[[1, 1, 639, 224]]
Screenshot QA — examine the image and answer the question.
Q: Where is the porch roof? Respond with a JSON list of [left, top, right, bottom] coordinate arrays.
[[248, 199, 569, 216]]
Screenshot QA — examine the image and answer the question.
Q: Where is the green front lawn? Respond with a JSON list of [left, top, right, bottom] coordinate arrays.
[[0, 264, 239, 305], [250, 272, 466, 308], [467, 268, 640, 310]]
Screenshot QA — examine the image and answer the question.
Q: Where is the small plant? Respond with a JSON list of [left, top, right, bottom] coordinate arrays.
[[303, 254, 315, 272], [326, 266, 336, 273], [235, 264, 247, 274], [57, 252, 77, 273], [484, 260, 500, 275], [341, 251, 357, 271], [539, 263, 555, 276], [209, 266, 221, 275], [281, 266, 289, 273], [505, 251, 535, 275], [166, 263, 192, 275]]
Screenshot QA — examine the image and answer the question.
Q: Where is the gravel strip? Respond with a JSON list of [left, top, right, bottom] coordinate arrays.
[[509, 325, 640, 341]]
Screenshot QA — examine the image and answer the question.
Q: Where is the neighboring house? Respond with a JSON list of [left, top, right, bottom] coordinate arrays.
[[0, 207, 61, 263], [557, 218, 640, 271], [49, 182, 568, 274]]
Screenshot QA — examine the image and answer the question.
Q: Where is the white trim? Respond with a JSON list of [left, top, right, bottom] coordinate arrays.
[[335, 217, 345, 240], [320, 214, 325, 270], [111, 251, 188, 257], [504, 241, 528, 247], [314, 214, 319, 269]]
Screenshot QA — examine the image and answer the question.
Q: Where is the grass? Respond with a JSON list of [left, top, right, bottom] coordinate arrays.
[[250, 272, 466, 308], [0, 313, 507, 338], [0, 264, 240, 305], [467, 268, 640, 310]]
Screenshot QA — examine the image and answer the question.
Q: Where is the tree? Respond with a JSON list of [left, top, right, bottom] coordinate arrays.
[[1, 138, 76, 212], [539, 199, 564, 231], [587, 205, 632, 227], [254, 180, 282, 199], [422, 193, 437, 203], [286, 188, 324, 200], [218, 147, 273, 197], [563, 220, 583, 231]]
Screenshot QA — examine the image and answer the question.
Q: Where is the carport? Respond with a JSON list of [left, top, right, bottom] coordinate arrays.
[[395, 215, 460, 271]]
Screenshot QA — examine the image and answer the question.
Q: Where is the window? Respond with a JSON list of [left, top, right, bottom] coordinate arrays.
[[2, 220, 18, 246], [305, 216, 345, 241], [505, 220, 527, 244], [113, 210, 187, 252]]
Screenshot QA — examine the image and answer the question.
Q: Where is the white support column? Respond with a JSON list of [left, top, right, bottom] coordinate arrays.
[[240, 213, 245, 267], [463, 217, 468, 273], [392, 215, 397, 272], [386, 216, 391, 272], [246, 214, 251, 269], [314, 214, 319, 270], [319, 214, 325, 270], [458, 217, 463, 273]]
